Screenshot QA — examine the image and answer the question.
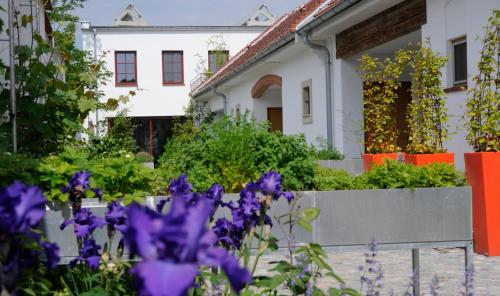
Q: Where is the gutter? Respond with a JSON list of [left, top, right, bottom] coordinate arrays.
[[211, 86, 228, 115], [192, 33, 295, 98], [299, 31, 334, 150], [296, 0, 362, 33]]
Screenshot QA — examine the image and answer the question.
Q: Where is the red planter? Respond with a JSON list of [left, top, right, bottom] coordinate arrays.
[[363, 153, 399, 171], [464, 152, 500, 256], [404, 153, 455, 166]]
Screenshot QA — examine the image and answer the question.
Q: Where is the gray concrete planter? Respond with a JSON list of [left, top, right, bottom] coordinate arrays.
[[43, 187, 472, 263], [42, 199, 122, 263], [317, 159, 364, 175], [142, 162, 155, 169]]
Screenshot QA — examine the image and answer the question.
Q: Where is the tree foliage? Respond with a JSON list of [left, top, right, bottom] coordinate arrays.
[[0, 0, 126, 156]]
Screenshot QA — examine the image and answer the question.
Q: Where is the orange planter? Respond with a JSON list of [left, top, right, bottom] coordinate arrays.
[[363, 153, 400, 171], [464, 152, 500, 256], [404, 153, 455, 166]]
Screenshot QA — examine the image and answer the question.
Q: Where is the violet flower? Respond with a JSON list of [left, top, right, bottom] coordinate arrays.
[[60, 208, 106, 239], [0, 181, 46, 235], [257, 171, 282, 197], [105, 201, 127, 234], [70, 238, 102, 270], [124, 196, 251, 296], [42, 242, 60, 269], [61, 171, 102, 214]]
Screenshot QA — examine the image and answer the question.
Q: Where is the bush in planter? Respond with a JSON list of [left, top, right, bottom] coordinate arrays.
[[401, 46, 449, 155], [313, 160, 466, 191], [359, 54, 404, 154], [37, 147, 153, 204], [156, 115, 316, 193], [313, 138, 345, 160], [463, 10, 500, 256]]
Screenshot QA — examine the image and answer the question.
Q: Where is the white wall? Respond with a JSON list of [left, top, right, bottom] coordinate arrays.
[[82, 28, 263, 121], [422, 0, 499, 169], [202, 44, 328, 146]]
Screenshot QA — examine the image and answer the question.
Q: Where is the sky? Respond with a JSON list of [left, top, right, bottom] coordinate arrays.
[[75, 0, 307, 47]]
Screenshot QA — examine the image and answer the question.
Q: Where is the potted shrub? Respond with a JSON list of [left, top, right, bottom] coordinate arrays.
[[401, 46, 455, 166], [463, 11, 500, 256], [359, 54, 403, 171]]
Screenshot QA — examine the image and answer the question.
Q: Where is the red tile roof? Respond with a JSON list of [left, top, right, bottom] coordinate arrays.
[[191, 0, 327, 97]]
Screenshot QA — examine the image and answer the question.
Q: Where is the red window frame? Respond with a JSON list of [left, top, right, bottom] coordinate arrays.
[[115, 51, 138, 87], [162, 51, 184, 86], [208, 50, 229, 73]]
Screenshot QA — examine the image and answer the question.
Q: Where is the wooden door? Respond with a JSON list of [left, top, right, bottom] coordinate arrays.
[[267, 107, 283, 133]]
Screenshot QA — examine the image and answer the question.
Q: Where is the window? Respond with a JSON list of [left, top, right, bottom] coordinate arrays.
[[115, 51, 137, 86], [452, 38, 467, 85], [208, 50, 229, 73], [302, 79, 313, 123], [162, 51, 184, 85]]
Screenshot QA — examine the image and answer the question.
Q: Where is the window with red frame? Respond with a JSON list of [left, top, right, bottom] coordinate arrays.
[[162, 51, 184, 85], [115, 51, 137, 86], [208, 50, 229, 74]]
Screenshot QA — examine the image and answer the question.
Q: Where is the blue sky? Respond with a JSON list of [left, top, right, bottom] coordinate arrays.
[[75, 0, 306, 47]]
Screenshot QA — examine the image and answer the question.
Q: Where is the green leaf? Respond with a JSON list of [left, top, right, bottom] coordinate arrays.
[[302, 207, 320, 222], [298, 218, 312, 232]]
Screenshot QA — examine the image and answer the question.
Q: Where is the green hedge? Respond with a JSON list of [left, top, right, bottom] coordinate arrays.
[[313, 160, 467, 191]]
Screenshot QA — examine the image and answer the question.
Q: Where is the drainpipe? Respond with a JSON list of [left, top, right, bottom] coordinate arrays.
[[211, 85, 228, 116], [299, 31, 333, 150]]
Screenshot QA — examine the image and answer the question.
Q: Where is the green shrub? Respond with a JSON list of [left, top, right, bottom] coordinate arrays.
[[313, 167, 357, 191], [37, 147, 153, 204], [0, 153, 39, 186], [312, 138, 345, 160], [156, 115, 316, 193], [313, 160, 466, 191]]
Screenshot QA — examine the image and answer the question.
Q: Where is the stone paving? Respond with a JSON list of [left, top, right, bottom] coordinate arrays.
[[257, 248, 500, 295]]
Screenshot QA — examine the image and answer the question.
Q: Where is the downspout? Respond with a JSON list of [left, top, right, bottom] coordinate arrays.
[[211, 85, 228, 116], [299, 31, 333, 150]]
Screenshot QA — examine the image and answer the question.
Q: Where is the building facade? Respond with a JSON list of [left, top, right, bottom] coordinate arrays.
[[192, 0, 499, 169], [81, 5, 272, 157]]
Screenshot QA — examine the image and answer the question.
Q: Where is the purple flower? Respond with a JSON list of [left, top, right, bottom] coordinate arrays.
[[60, 208, 106, 238], [257, 171, 282, 197], [62, 171, 91, 194], [124, 195, 251, 295], [70, 238, 102, 270], [203, 183, 224, 213], [169, 174, 193, 196], [0, 181, 46, 235], [281, 191, 295, 203], [212, 218, 243, 249], [42, 242, 60, 269], [106, 201, 127, 233]]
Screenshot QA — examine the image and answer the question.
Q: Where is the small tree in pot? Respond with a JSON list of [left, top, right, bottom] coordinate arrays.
[[359, 54, 404, 170], [463, 10, 500, 256], [401, 45, 454, 166]]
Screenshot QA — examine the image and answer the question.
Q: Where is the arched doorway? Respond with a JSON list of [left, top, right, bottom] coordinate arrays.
[[252, 74, 283, 132]]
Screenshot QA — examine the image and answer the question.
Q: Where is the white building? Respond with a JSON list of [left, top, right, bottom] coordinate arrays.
[[81, 4, 273, 157], [191, 0, 499, 169]]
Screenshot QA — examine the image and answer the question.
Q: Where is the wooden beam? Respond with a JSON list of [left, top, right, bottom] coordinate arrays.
[[335, 0, 426, 59]]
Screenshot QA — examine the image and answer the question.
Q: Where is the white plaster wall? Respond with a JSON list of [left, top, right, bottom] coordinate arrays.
[[422, 0, 499, 169], [279, 48, 327, 145], [82, 28, 263, 120], [253, 88, 282, 122], [200, 45, 328, 146]]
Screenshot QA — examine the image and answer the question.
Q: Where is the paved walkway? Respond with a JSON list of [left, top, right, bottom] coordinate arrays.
[[257, 248, 500, 295]]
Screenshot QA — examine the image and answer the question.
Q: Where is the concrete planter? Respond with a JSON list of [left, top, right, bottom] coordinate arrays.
[[44, 187, 472, 263], [152, 187, 472, 248], [317, 159, 364, 175], [142, 162, 155, 169], [42, 199, 122, 263]]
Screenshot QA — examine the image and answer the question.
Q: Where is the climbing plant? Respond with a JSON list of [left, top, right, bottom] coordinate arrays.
[[402, 45, 449, 154], [359, 54, 404, 154], [465, 10, 500, 152]]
